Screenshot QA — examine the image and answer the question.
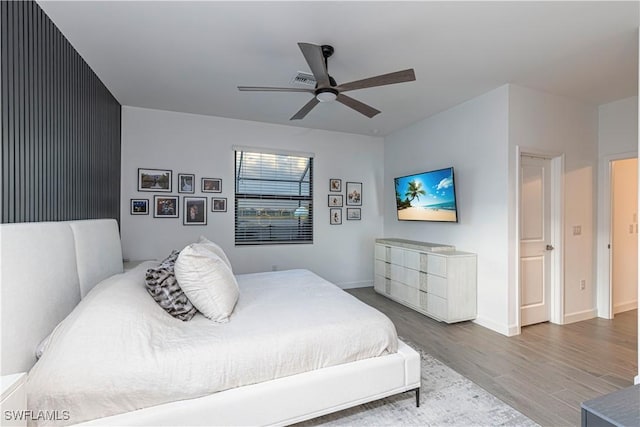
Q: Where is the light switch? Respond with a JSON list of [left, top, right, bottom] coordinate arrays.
[[630, 224, 635, 234]]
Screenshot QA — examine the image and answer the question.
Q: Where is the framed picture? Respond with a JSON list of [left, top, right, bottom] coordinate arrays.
[[328, 194, 343, 207], [346, 182, 362, 206], [347, 208, 361, 221], [330, 208, 342, 225], [330, 179, 342, 192], [211, 197, 227, 212], [138, 168, 172, 192], [130, 199, 149, 215], [178, 173, 195, 193], [202, 178, 222, 193], [184, 197, 207, 225], [154, 195, 179, 218]]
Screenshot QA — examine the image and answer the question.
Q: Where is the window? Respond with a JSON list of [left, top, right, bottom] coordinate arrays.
[[234, 148, 313, 245]]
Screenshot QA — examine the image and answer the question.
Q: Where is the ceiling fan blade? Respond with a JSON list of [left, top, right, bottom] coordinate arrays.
[[336, 69, 416, 92], [238, 86, 314, 93], [290, 97, 320, 120], [336, 94, 380, 118], [298, 43, 330, 88]]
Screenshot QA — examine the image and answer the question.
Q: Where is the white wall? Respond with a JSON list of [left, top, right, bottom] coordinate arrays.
[[598, 97, 639, 158], [611, 158, 638, 313], [383, 84, 613, 336], [120, 106, 384, 288], [383, 85, 511, 335], [595, 96, 638, 318], [508, 85, 599, 325]]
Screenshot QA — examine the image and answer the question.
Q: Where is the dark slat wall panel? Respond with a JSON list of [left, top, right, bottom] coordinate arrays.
[[1, 1, 121, 224]]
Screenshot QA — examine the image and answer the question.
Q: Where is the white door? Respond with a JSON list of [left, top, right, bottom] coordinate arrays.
[[520, 155, 552, 326]]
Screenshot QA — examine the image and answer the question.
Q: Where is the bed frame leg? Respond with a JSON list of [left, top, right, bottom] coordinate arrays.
[[415, 387, 420, 407]]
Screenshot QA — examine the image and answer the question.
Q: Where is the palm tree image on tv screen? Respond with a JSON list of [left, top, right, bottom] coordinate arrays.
[[394, 167, 458, 222]]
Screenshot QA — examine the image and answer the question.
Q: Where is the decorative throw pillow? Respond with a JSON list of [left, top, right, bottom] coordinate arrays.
[[197, 236, 233, 271], [145, 250, 198, 321], [174, 243, 239, 323]]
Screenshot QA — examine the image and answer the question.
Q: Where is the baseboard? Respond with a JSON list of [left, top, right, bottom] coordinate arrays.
[[506, 324, 520, 337], [472, 316, 514, 337], [563, 308, 597, 324], [613, 300, 638, 314], [339, 280, 373, 290]]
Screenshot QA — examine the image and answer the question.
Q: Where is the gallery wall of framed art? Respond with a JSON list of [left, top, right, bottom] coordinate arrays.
[[328, 178, 363, 225], [132, 167, 226, 226]]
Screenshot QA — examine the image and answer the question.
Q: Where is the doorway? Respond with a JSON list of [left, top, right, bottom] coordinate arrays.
[[520, 154, 553, 326], [610, 158, 638, 316]]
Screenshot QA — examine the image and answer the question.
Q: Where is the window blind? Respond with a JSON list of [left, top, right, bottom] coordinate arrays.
[[235, 150, 313, 245]]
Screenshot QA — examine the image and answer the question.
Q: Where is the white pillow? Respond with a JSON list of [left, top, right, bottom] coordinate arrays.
[[197, 236, 233, 271], [174, 243, 239, 322]]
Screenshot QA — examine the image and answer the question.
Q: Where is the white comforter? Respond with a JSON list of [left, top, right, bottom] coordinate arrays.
[[26, 264, 398, 425]]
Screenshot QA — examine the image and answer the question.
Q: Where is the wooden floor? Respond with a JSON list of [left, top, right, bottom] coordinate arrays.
[[347, 287, 638, 427]]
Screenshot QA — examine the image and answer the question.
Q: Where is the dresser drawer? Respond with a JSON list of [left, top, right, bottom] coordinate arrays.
[[403, 250, 420, 270], [390, 264, 419, 288], [374, 259, 389, 278], [389, 280, 406, 301], [374, 275, 391, 294], [391, 281, 419, 306], [405, 268, 420, 288], [389, 247, 404, 266], [427, 254, 447, 277], [389, 263, 404, 282], [373, 274, 385, 293], [427, 294, 448, 320], [389, 247, 421, 270], [375, 244, 389, 261], [405, 285, 420, 307], [427, 274, 448, 299]]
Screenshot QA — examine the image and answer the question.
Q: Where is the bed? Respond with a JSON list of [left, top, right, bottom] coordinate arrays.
[[1, 219, 421, 426]]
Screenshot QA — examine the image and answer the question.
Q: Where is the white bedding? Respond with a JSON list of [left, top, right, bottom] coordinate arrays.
[[26, 264, 398, 426]]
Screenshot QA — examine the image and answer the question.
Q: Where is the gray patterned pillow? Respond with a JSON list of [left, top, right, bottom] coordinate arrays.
[[145, 250, 198, 321]]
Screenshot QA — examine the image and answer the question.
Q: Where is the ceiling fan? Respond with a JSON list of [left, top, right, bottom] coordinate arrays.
[[238, 43, 416, 120]]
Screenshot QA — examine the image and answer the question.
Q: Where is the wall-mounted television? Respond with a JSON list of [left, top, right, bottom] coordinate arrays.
[[394, 167, 458, 222]]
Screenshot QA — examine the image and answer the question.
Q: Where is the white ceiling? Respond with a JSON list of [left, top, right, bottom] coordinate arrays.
[[38, 1, 639, 136]]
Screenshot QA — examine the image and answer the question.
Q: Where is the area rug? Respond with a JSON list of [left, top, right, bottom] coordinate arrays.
[[300, 342, 539, 426]]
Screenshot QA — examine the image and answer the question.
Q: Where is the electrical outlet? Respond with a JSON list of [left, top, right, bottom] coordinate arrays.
[[573, 225, 582, 236], [580, 279, 586, 290]]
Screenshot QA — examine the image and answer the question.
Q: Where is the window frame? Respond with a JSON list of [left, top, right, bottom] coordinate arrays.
[[234, 149, 314, 246]]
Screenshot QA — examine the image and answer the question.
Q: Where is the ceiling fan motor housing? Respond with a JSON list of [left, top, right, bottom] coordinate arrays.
[[315, 87, 338, 102], [321, 45, 334, 59]]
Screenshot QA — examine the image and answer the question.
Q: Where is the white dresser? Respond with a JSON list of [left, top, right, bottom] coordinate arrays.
[[374, 238, 477, 323]]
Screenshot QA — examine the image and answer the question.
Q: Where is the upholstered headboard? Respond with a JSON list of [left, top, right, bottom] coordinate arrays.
[[1, 219, 123, 375]]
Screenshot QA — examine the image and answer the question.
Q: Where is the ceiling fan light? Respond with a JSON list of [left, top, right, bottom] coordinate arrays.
[[316, 89, 337, 102]]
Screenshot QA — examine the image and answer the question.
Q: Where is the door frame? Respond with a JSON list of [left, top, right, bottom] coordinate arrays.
[[515, 146, 565, 332], [597, 151, 638, 319]]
